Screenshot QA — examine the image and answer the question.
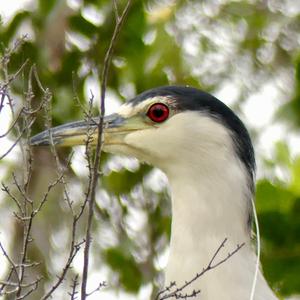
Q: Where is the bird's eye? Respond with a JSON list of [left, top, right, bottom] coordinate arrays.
[[147, 103, 169, 123]]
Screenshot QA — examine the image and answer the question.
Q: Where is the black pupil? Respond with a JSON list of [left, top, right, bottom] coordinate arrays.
[[153, 107, 164, 118]]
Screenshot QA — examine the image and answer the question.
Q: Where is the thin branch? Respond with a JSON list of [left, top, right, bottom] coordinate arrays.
[[75, 92, 95, 223], [86, 281, 106, 297], [12, 173, 33, 204], [1, 183, 24, 214], [0, 35, 28, 67], [156, 238, 245, 300], [80, 1, 132, 299], [0, 58, 29, 115], [0, 37, 55, 300], [33, 174, 64, 214], [41, 240, 84, 300], [16, 212, 34, 298], [0, 278, 42, 288], [43, 86, 75, 214], [0, 242, 20, 292], [0, 106, 24, 138], [38, 90, 94, 300], [0, 123, 32, 161], [68, 274, 79, 300], [113, 0, 120, 21], [15, 277, 42, 300]]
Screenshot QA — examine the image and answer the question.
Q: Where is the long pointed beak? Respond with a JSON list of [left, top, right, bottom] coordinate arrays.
[[30, 114, 127, 147]]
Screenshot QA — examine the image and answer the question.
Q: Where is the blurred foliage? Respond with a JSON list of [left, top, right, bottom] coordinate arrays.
[[102, 165, 152, 195], [278, 54, 300, 128], [257, 143, 300, 295], [0, 0, 300, 299], [105, 247, 143, 292]]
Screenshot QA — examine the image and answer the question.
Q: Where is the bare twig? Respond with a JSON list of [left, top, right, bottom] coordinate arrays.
[[0, 107, 25, 138], [1, 183, 24, 214], [35, 80, 86, 300], [0, 58, 29, 116], [0, 62, 60, 299], [69, 274, 79, 300], [0, 242, 20, 293], [42, 84, 76, 213], [0, 122, 34, 161], [37, 94, 97, 299], [41, 240, 85, 300], [15, 277, 43, 300], [156, 238, 245, 300], [0, 35, 28, 67], [113, 0, 120, 21], [80, 1, 132, 299], [86, 281, 106, 297], [0, 64, 47, 161]]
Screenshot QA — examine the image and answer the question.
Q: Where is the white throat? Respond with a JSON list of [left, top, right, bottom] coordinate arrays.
[[164, 148, 249, 288], [162, 150, 276, 300], [154, 114, 277, 300]]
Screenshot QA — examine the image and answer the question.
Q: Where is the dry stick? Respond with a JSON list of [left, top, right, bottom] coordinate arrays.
[[38, 91, 83, 299], [0, 35, 28, 67], [23, 65, 38, 193], [0, 60, 35, 161], [0, 278, 42, 299], [34, 64, 75, 211], [86, 281, 106, 297], [15, 278, 42, 300], [156, 238, 245, 300], [69, 274, 79, 300], [0, 106, 46, 161], [13, 66, 52, 299], [0, 41, 44, 299], [14, 71, 37, 299], [0, 279, 42, 289], [39, 160, 82, 299], [0, 107, 25, 138], [80, 1, 132, 299], [41, 240, 85, 300], [40, 109, 95, 299], [40, 97, 94, 300], [0, 58, 30, 115], [0, 124, 33, 161], [0, 242, 20, 294], [41, 187, 86, 300], [0, 73, 48, 139]]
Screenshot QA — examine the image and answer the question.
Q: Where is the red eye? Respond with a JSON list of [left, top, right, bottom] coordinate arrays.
[[147, 103, 169, 123]]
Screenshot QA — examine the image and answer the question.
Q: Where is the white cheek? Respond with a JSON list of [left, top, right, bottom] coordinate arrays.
[[124, 120, 183, 165], [125, 129, 159, 154], [124, 111, 233, 171]]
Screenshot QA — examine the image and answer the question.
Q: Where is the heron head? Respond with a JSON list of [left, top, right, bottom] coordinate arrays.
[[30, 86, 255, 179]]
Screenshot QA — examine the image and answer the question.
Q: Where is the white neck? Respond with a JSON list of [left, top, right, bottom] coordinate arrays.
[[123, 111, 276, 299], [163, 157, 276, 300]]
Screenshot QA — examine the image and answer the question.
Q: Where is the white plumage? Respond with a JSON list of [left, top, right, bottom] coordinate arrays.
[[31, 86, 278, 300], [111, 110, 277, 300]]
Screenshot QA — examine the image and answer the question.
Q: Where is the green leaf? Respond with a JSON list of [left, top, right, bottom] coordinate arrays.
[[0, 11, 30, 44], [256, 180, 295, 213], [102, 165, 152, 195], [290, 156, 300, 195], [69, 15, 98, 37], [274, 141, 291, 167], [105, 248, 142, 292], [262, 249, 300, 296]]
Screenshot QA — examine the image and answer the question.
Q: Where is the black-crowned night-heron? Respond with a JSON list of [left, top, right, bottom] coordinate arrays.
[[31, 86, 277, 300]]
